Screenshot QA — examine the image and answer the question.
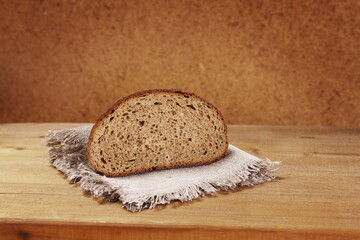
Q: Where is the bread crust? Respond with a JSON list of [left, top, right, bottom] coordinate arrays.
[[87, 89, 228, 177]]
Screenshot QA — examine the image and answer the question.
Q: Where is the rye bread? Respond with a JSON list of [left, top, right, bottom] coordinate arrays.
[[87, 89, 228, 177]]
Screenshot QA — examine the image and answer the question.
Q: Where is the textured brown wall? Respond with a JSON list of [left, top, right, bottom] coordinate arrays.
[[0, 0, 359, 126]]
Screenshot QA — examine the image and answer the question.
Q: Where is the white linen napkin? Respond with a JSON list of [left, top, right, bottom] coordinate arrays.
[[46, 125, 280, 212]]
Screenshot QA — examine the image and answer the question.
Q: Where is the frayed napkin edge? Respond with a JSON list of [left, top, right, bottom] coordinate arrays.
[[46, 127, 281, 212]]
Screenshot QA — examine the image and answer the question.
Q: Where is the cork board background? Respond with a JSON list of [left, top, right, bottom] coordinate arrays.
[[0, 0, 359, 126]]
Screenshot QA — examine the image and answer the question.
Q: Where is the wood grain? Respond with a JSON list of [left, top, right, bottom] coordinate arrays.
[[0, 123, 360, 240]]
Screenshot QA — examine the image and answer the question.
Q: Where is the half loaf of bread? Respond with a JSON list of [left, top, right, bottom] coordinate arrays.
[[87, 89, 228, 177]]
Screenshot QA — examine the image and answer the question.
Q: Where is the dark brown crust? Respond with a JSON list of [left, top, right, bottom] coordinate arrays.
[[87, 89, 229, 177]]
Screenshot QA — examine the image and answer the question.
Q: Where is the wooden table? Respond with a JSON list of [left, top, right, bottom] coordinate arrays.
[[0, 123, 359, 240]]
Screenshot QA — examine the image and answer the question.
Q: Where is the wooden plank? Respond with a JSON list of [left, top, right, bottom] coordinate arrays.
[[1, 222, 360, 240], [0, 123, 360, 239]]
